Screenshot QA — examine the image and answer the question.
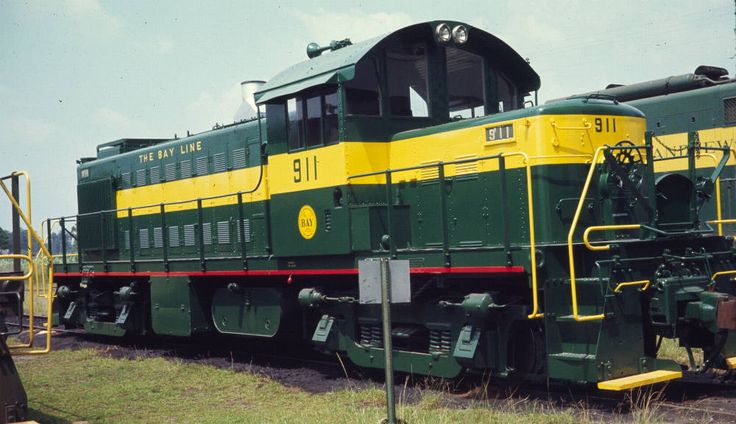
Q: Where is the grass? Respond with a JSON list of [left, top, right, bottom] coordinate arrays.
[[15, 348, 596, 424], [657, 338, 702, 368]]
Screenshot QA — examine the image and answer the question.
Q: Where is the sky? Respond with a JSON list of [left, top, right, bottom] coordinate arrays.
[[0, 0, 734, 229]]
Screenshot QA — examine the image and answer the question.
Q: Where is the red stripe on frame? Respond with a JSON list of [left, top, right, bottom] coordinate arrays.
[[54, 265, 524, 279]]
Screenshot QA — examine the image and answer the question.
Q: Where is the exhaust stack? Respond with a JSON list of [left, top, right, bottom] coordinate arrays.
[[233, 80, 265, 122]]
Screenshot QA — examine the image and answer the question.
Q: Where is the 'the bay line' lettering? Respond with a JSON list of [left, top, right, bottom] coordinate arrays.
[[139, 140, 203, 163], [654, 139, 732, 159]]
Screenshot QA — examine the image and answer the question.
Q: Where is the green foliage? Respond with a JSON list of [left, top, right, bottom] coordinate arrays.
[[0, 226, 9, 250]]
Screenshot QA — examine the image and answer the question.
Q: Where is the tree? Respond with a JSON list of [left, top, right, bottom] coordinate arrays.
[[0, 226, 9, 250]]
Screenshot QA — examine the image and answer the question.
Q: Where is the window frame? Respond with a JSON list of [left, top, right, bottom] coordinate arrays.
[[445, 46, 487, 119], [385, 42, 431, 118], [284, 86, 340, 153], [344, 55, 384, 118]]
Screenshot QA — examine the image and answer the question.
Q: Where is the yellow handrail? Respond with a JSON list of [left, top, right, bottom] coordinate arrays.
[[613, 280, 650, 293], [696, 153, 724, 235], [0, 254, 34, 280], [34, 218, 57, 297], [550, 120, 592, 131], [583, 224, 642, 251], [712, 270, 736, 281], [501, 152, 542, 319], [567, 146, 608, 321], [0, 173, 54, 355]]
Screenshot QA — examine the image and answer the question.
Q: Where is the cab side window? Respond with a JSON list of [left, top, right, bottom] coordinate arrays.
[[497, 73, 518, 112], [283, 87, 339, 151], [345, 57, 381, 116], [287, 98, 304, 150]]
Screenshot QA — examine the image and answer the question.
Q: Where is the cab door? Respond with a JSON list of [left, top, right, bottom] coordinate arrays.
[[265, 89, 351, 257]]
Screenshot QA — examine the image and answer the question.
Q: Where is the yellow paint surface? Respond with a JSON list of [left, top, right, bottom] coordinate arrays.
[[597, 370, 682, 391], [117, 113, 646, 217]]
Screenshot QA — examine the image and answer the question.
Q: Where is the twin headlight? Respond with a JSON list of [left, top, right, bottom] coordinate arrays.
[[435, 23, 468, 44]]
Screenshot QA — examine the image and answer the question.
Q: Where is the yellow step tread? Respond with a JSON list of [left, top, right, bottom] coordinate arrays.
[[597, 370, 682, 391], [726, 357, 736, 369]]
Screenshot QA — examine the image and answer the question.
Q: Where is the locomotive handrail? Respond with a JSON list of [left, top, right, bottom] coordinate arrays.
[[711, 270, 736, 282], [568, 146, 609, 321], [613, 280, 650, 293], [501, 152, 542, 319], [0, 254, 34, 280], [652, 150, 729, 235], [654, 146, 734, 235], [567, 145, 653, 321], [568, 139, 733, 322], [707, 147, 736, 235], [550, 120, 592, 131], [583, 224, 642, 251], [0, 172, 54, 355], [34, 218, 61, 298]]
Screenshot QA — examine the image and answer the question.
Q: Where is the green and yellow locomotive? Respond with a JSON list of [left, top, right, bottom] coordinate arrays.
[[52, 21, 736, 390]]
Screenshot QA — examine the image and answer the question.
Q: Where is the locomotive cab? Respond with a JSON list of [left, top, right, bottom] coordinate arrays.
[[257, 21, 540, 257], [259, 21, 538, 143]]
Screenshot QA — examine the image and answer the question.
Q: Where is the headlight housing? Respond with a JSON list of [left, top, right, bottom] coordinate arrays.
[[435, 23, 451, 43], [452, 25, 468, 44]]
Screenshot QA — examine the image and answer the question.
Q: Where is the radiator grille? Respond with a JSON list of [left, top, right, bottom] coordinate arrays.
[[153, 227, 163, 248], [217, 221, 230, 244], [121, 172, 131, 188], [136, 169, 146, 186], [213, 153, 226, 173], [419, 161, 439, 180], [180, 160, 192, 178], [184, 224, 196, 246], [454, 155, 478, 176], [202, 222, 212, 245], [725, 97, 736, 124], [165, 163, 176, 181], [196, 156, 208, 176], [235, 219, 252, 243], [232, 148, 247, 169], [139, 228, 149, 249], [149, 166, 161, 184], [168, 226, 180, 248]]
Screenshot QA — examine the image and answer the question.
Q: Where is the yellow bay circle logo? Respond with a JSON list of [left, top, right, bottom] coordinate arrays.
[[298, 205, 317, 239]]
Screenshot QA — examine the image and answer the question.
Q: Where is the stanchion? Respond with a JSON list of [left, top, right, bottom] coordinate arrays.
[[380, 257, 396, 424]]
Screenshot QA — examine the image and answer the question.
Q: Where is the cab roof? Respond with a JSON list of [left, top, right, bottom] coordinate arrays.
[[254, 20, 540, 103]]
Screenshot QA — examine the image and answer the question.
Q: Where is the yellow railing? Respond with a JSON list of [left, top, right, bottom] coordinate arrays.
[[567, 141, 733, 322], [32, 218, 56, 298], [32, 218, 77, 299], [711, 270, 736, 282], [583, 224, 642, 251], [566, 147, 610, 321], [699, 152, 726, 236], [501, 152, 541, 319], [613, 280, 650, 293], [0, 171, 54, 355]]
